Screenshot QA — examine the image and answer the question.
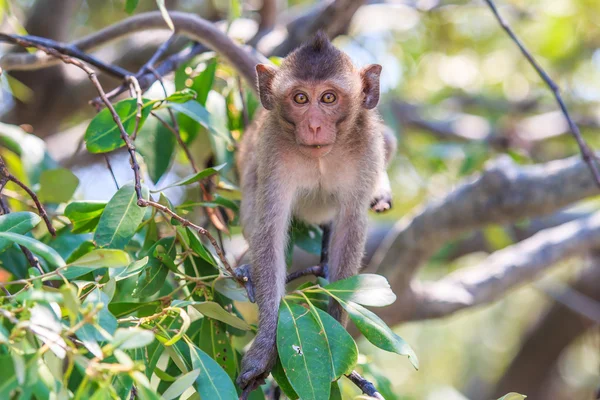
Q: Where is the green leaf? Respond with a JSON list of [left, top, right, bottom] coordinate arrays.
[[162, 369, 201, 400], [314, 307, 358, 379], [213, 277, 248, 301], [186, 228, 217, 266], [198, 319, 238, 379], [111, 256, 149, 281], [151, 163, 226, 192], [166, 88, 197, 103], [37, 168, 79, 203], [125, 0, 139, 14], [271, 356, 298, 400], [191, 301, 250, 330], [108, 300, 161, 318], [0, 232, 65, 268], [133, 237, 175, 298], [332, 296, 419, 370], [156, 0, 174, 30], [68, 249, 131, 268], [136, 111, 176, 184], [290, 221, 322, 255], [0, 212, 41, 252], [78, 288, 118, 342], [322, 274, 396, 307], [94, 183, 149, 249], [277, 300, 332, 400], [329, 381, 342, 400], [57, 249, 131, 280], [190, 59, 217, 106], [85, 98, 154, 153], [188, 343, 238, 400], [497, 394, 527, 400], [64, 201, 107, 234], [168, 101, 232, 144], [112, 327, 155, 350]]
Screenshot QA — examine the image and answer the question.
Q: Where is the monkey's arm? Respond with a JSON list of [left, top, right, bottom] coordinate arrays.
[[237, 175, 294, 389], [327, 201, 369, 323]]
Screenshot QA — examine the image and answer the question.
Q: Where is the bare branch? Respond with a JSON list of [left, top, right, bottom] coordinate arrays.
[[0, 156, 56, 237], [386, 211, 600, 323], [1, 11, 262, 89], [370, 154, 600, 294], [484, 0, 600, 188], [345, 371, 385, 400], [269, 0, 365, 56]]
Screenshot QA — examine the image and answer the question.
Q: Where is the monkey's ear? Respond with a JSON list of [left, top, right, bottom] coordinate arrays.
[[256, 64, 277, 110], [360, 64, 382, 109]]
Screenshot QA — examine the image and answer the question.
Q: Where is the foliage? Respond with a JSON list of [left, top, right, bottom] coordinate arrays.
[[0, 51, 417, 399]]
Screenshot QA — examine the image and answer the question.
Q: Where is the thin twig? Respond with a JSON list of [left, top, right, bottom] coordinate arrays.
[[139, 199, 238, 280], [345, 371, 385, 400], [285, 265, 327, 284], [138, 34, 179, 75], [147, 66, 228, 233], [484, 0, 600, 188], [2, 33, 131, 78], [126, 75, 144, 140], [103, 154, 120, 190], [0, 156, 56, 236]]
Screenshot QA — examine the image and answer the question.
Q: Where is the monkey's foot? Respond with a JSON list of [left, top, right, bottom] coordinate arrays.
[[237, 344, 277, 391], [233, 264, 255, 303], [370, 193, 392, 213]]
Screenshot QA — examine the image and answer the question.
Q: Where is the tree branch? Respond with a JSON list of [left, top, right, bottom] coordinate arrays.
[[370, 154, 600, 295], [484, 0, 600, 188], [1, 11, 262, 89], [379, 211, 600, 324]]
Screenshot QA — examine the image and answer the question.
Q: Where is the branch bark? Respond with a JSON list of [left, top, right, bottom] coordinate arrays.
[[370, 154, 600, 295]]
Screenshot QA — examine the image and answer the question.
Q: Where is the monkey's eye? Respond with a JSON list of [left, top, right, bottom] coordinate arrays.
[[321, 92, 337, 104], [293, 93, 308, 104]]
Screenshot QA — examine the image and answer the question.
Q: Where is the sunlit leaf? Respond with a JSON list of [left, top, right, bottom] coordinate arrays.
[[162, 369, 201, 400], [497, 394, 527, 400], [156, 0, 174, 30], [137, 110, 176, 184], [112, 327, 155, 350], [322, 274, 396, 307], [189, 301, 250, 330]]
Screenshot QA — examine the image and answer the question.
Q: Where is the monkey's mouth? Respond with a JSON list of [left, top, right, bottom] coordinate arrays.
[[299, 144, 333, 158]]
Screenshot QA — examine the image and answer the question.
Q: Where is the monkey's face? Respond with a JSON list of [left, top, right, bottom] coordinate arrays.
[[279, 82, 350, 158]]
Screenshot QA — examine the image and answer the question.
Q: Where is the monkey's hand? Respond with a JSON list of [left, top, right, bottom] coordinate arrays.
[[237, 337, 277, 390], [370, 192, 392, 213]]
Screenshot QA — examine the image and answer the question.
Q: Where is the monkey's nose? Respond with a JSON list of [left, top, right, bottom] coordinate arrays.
[[309, 124, 321, 135]]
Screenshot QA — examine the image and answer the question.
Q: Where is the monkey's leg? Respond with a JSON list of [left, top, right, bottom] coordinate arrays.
[[237, 183, 293, 389], [327, 204, 368, 324]]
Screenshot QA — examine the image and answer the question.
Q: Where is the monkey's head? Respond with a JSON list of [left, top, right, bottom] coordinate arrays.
[[255, 32, 382, 158]]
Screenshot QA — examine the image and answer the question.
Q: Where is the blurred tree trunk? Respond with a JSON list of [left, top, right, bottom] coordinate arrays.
[[2, 0, 82, 135], [491, 260, 600, 399]]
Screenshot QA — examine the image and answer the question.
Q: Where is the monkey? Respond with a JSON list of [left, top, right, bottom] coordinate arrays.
[[235, 31, 397, 390]]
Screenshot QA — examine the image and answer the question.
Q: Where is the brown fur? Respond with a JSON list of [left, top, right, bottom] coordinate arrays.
[[235, 32, 396, 390]]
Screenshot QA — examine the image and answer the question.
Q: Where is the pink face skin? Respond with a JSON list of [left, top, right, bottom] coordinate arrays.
[[281, 82, 350, 159]]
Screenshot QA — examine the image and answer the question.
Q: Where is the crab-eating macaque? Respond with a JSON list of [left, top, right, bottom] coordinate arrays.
[[235, 32, 397, 389]]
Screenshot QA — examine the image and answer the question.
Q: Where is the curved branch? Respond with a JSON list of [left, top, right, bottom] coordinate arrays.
[[370, 154, 600, 294], [376, 211, 600, 326], [1, 11, 262, 88], [269, 0, 365, 56]]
